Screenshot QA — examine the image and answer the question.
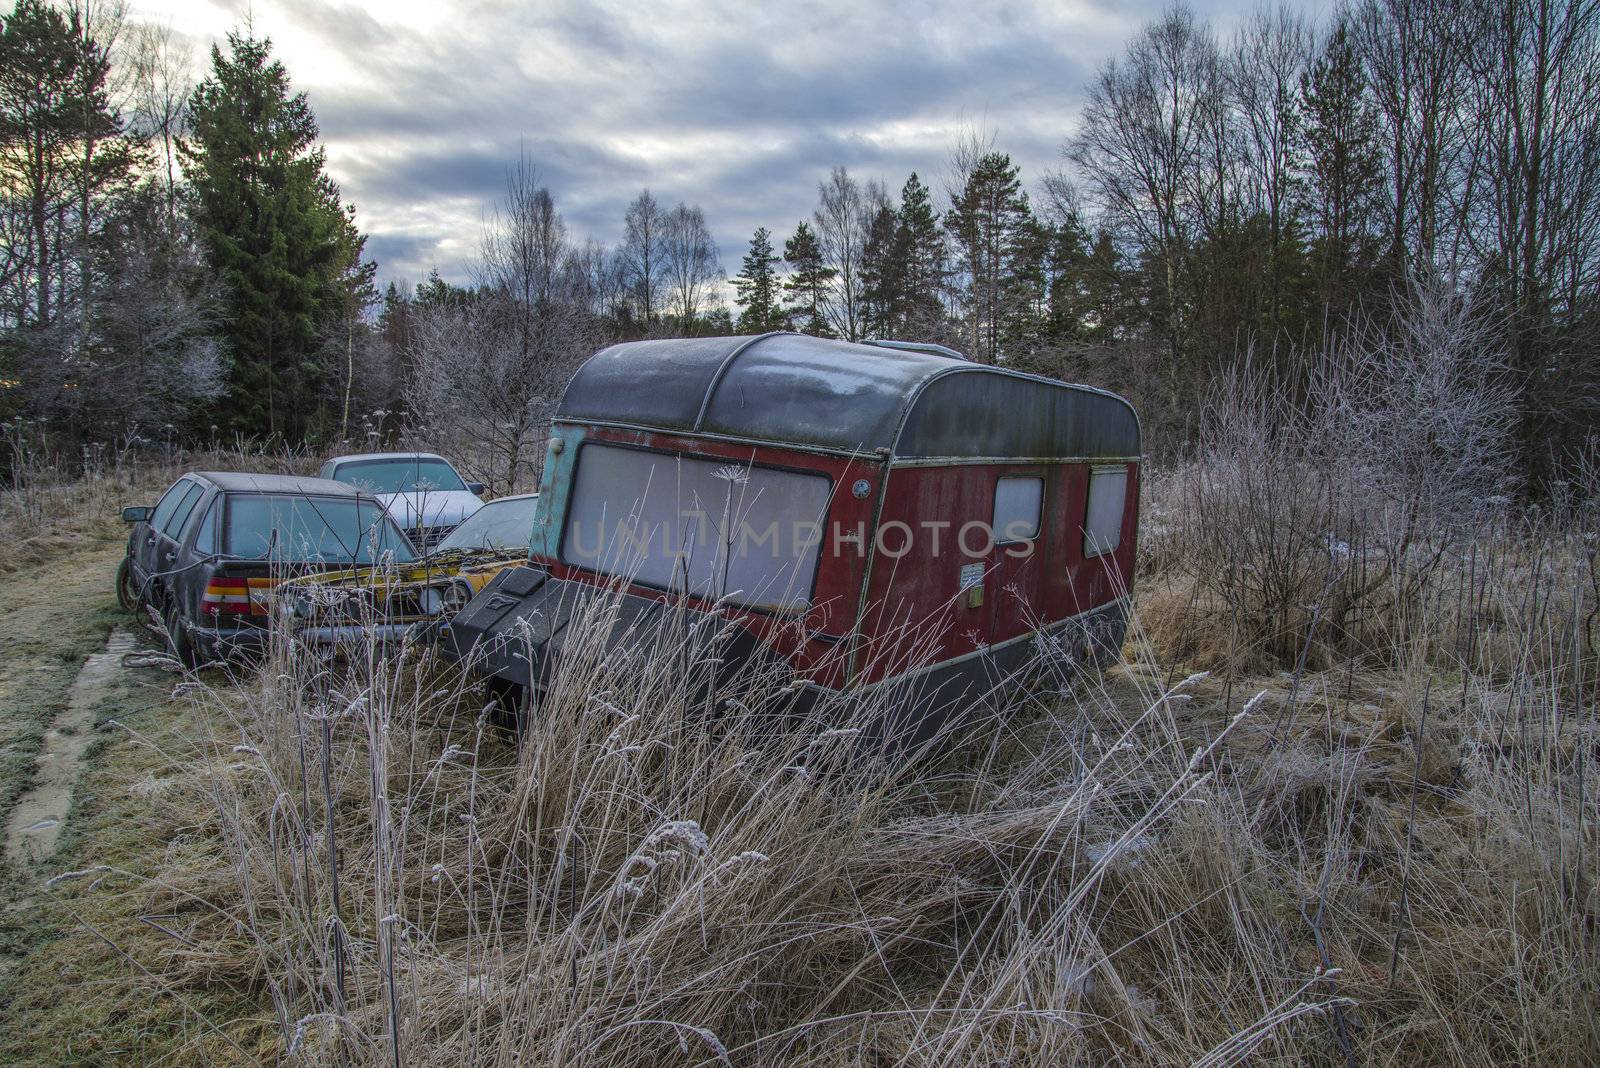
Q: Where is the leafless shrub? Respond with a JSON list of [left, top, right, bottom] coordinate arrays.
[[1172, 281, 1518, 663], [404, 158, 602, 495]]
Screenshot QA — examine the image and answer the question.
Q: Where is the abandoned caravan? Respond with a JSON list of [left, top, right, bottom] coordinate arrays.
[[446, 332, 1141, 744]]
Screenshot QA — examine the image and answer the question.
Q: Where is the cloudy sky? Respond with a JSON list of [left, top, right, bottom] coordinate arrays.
[[129, 0, 1283, 292]]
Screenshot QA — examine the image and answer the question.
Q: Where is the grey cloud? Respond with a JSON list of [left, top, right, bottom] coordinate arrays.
[[168, 0, 1322, 289]]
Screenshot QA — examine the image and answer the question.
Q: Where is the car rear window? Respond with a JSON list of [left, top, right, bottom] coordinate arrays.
[[331, 458, 466, 495], [224, 494, 415, 563], [193, 497, 220, 555]]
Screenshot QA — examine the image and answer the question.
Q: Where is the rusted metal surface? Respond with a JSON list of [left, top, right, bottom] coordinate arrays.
[[451, 334, 1142, 731]]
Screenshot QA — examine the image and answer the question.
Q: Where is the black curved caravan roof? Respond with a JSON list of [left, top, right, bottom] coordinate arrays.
[[558, 332, 1140, 461]]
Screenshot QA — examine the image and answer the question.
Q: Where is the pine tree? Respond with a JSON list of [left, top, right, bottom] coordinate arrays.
[[782, 222, 834, 337], [945, 152, 1032, 362], [732, 227, 782, 333], [858, 204, 903, 338], [895, 172, 945, 332], [0, 0, 128, 331], [1299, 21, 1382, 316], [1040, 209, 1094, 341], [181, 32, 370, 441]]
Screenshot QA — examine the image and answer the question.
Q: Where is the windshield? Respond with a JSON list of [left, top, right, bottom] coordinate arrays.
[[225, 495, 416, 563], [560, 444, 830, 611], [333, 457, 467, 495], [437, 495, 538, 552]]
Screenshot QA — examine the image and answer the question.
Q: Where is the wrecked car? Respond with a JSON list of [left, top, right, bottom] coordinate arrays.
[[446, 332, 1140, 745], [277, 492, 539, 641], [118, 472, 418, 666], [319, 451, 486, 550]]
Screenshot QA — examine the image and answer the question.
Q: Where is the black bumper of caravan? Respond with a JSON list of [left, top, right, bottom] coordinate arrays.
[[442, 565, 771, 695]]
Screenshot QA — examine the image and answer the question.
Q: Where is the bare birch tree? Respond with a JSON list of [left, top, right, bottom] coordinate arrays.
[[662, 202, 720, 327], [408, 158, 600, 494], [813, 166, 869, 341], [622, 189, 668, 327]]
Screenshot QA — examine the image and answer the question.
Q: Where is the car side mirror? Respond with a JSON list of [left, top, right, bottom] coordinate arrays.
[[121, 505, 151, 523], [467, 482, 486, 497]]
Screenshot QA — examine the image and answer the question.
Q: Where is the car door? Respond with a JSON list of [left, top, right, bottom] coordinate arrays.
[[169, 489, 222, 620], [133, 478, 194, 586], [148, 480, 206, 602]]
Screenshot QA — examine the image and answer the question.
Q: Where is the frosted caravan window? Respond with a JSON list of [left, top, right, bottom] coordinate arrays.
[[993, 477, 1043, 542], [561, 444, 831, 611], [1083, 467, 1127, 558]]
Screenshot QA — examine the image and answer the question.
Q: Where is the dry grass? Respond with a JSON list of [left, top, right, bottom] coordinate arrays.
[[25, 496, 1594, 1066], [2, 435, 1593, 1065], [0, 437, 318, 575]]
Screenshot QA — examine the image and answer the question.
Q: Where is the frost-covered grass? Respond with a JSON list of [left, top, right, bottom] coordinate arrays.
[[27, 497, 1595, 1067], [0, 437, 318, 575]]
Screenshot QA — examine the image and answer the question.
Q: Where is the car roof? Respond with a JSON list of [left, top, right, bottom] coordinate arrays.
[[324, 452, 449, 465], [478, 493, 538, 505], [192, 471, 369, 496]]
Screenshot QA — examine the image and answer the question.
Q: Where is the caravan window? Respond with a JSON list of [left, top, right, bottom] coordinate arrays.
[[561, 444, 831, 611], [993, 477, 1043, 542], [1083, 467, 1127, 558]]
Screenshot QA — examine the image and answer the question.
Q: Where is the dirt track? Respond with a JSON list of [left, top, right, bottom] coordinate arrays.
[[0, 543, 126, 847]]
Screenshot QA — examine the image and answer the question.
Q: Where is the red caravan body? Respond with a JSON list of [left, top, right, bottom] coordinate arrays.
[[446, 333, 1141, 738]]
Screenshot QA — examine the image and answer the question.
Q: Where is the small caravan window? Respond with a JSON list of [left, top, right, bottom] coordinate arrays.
[[1083, 467, 1127, 558], [993, 477, 1043, 542], [561, 443, 831, 611]]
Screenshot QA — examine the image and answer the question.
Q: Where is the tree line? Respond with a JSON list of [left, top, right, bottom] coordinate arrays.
[[2, 0, 1596, 493], [0, 0, 369, 447]]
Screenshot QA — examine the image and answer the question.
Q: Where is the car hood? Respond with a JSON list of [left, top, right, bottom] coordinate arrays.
[[377, 489, 484, 529]]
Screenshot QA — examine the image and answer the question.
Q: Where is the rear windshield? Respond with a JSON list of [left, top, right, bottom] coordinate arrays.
[[560, 444, 830, 611], [332, 457, 466, 495], [438, 495, 538, 552], [224, 494, 415, 563]]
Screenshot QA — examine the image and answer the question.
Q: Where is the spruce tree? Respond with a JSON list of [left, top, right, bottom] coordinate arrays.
[[859, 204, 903, 338], [895, 173, 945, 335], [182, 32, 370, 441], [945, 152, 1032, 362], [732, 227, 782, 333], [782, 222, 834, 337]]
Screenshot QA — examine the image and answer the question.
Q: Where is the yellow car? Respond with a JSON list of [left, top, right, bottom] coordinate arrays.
[[278, 493, 537, 644]]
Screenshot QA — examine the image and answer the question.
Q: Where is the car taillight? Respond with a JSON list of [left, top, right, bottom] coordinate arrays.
[[202, 577, 274, 616]]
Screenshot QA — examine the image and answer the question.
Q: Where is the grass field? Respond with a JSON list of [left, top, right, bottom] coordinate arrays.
[[0, 455, 1594, 1066]]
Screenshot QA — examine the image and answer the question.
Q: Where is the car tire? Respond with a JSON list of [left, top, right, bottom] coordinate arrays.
[[163, 599, 199, 670], [115, 558, 139, 614]]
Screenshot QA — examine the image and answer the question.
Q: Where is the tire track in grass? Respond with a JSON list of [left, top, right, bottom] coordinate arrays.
[[5, 626, 141, 861]]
